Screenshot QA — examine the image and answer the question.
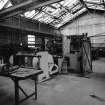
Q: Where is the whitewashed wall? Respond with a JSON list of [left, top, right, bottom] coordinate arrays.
[[61, 12, 105, 55], [61, 13, 105, 37]]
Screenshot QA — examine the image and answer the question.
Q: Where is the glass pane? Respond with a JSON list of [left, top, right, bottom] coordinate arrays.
[[72, 4, 83, 14], [28, 35, 35, 38], [72, 7, 87, 18], [54, 7, 87, 28], [60, 0, 77, 7], [33, 12, 45, 20], [37, 13, 49, 22], [28, 41, 35, 44], [84, 0, 100, 3], [87, 4, 104, 10], [28, 35, 35, 42], [42, 16, 54, 23], [52, 3, 60, 8], [28, 45, 35, 48], [24, 10, 37, 18], [5, 1, 12, 8], [28, 38, 35, 41], [43, 6, 55, 14], [0, 0, 12, 10], [0, 0, 8, 9], [23, 0, 105, 28]]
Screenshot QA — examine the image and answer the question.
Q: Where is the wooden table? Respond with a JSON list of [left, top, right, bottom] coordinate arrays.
[[0, 67, 43, 105]]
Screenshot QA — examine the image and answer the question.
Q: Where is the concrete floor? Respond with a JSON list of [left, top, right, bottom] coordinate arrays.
[[0, 58, 105, 105]]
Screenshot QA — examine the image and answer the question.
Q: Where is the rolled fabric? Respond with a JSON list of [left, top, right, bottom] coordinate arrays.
[[32, 57, 38, 69], [0, 64, 6, 72], [0, 64, 9, 73], [9, 55, 14, 65]]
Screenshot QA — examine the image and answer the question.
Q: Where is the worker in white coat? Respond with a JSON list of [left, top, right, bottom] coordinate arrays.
[[36, 51, 58, 81]]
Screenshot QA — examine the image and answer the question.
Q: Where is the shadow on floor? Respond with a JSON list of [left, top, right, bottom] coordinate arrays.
[[86, 72, 105, 82]]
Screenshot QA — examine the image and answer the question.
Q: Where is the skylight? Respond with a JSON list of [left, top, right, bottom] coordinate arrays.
[[22, 0, 83, 28], [0, 0, 12, 10], [21, 0, 105, 28], [0, 0, 105, 29]]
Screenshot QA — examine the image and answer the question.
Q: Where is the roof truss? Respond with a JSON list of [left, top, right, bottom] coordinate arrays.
[[0, 0, 105, 29]]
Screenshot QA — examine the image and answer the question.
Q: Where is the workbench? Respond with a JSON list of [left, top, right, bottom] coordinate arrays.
[[0, 67, 43, 105], [14, 53, 41, 69]]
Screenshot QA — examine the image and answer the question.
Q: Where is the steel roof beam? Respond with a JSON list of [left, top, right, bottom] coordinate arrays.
[[0, 0, 63, 19], [79, 0, 89, 10], [101, 0, 105, 9], [85, 1, 102, 5], [2, 0, 10, 9], [49, 2, 83, 25], [0, 16, 61, 36], [36, 7, 59, 20], [57, 2, 72, 13]]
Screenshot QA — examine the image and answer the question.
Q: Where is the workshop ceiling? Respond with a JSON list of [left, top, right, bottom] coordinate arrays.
[[0, 0, 105, 29]]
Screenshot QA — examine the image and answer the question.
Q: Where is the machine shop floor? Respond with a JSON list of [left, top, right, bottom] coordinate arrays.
[[0, 58, 105, 105]]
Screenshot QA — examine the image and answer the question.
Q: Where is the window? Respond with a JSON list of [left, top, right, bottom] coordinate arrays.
[[70, 36, 82, 53], [28, 35, 35, 48]]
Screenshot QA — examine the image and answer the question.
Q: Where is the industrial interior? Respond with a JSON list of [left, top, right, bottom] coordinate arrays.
[[0, 0, 105, 105]]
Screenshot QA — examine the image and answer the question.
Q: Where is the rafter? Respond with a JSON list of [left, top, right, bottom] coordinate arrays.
[[0, 0, 32, 18], [85, 1, 102, 5], [2, 0, 10, 9], [40, 7, 59, 19], [31, 10, 41, 19], [79, 0, 89, 10], [0, 0, 63, 19], [101, 0, 105, 9], [58, 2, 72, 13], [0, 16, 60, 36], [10, 0, 17, 5]]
